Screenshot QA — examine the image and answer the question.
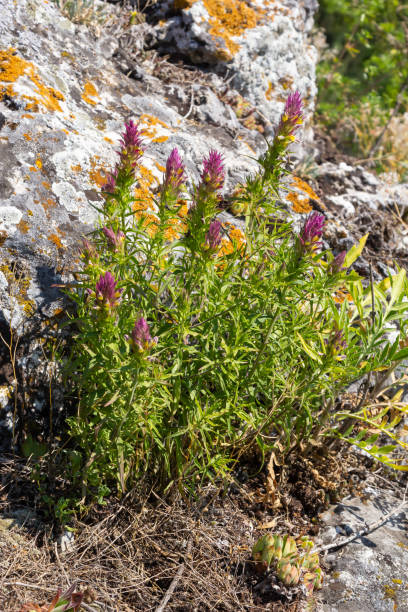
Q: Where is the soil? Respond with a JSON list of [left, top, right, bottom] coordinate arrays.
[[0, 440, 366, 612], [3, 415, 395, 612]]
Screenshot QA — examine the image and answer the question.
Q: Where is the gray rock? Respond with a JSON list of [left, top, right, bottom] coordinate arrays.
[[317, 485, 408, 612], [153, 0, 318, 149]]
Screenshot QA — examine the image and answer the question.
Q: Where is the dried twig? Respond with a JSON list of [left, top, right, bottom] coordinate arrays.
[[155, 539, 192, 612], [313, 482, 408, 554]]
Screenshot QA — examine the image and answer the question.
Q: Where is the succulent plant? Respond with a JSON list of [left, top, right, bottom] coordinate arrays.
[[252, 533, 323, 594]]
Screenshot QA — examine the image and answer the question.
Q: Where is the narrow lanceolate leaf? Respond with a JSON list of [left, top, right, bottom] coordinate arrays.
[[387, 268, 406, 312], [343, 233, 368, 268], [296, 333, 322, 364]]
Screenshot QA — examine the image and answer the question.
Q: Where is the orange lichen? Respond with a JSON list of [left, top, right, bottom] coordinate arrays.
[[29, 166, 38, 172], [152, 135, 169, 143], [139, 114, 170, 130], [133, 165, 157, 215], [290, 177, 320, 202], [174, 0, 260, 57], [0, 262, 35, 316], [138, 114, 171, 142], [155, 162, 166, 173], [82, 81, 99, 105], [133, 169, 190, 242], [89, 156, 108, 188], [48, 232, 64, 249], [42, 198, 57, 213], [0, 48, 65, 112], [21, 114, 34, 119], [265, 81, 274, 101], [61, 129, 69, 135], [218, 224, 246, 257], [0, 48, 29, 83], [71, 163, 82, 173], [23, 133, 31, 141], [17, 219, 30, 234], [104, 136, 113, 144], [287, 177, 325, 214], [35, 158, 42, 169], [41, 181, 51, 190], [287, 192, 312, 214]]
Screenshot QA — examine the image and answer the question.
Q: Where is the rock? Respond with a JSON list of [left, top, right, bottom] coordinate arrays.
[[314, 161, 408, 276], [151, 0, 318, 148], [0, 0, 265, 445], [58, 529, 75, 553], [317, 483, 408, 612]]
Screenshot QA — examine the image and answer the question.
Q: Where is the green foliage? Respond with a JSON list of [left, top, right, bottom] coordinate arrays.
[[64, 110, 408, 505], [317, 0, 408, 157]]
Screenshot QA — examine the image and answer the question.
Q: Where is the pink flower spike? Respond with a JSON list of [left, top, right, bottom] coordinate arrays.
[[121, 120, 144, 150], [129, 317, 158, 352], [205, 219, 223, 251], [118, 120, 144, 170], [331, 250, 346, 273], [164, 147, 186, 193], [278, 90, 304, 138], [200, 150, 225, 192], [299, 212, 325, 253], [95, 271, 122, 309], [102, 226, 125, 251], [102, 170, 117, 194], [284, 91, 303, 123], [81, 238, 97, 261]]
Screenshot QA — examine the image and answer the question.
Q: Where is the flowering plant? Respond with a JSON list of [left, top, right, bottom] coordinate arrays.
[[65, 94, 408, 502]]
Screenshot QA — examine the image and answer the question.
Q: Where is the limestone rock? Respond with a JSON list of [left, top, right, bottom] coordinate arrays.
[[151, 0, 318, 142], [317, 483, 408, 612]]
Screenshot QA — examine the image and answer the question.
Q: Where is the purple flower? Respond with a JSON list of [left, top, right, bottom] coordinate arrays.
[[163, 147, 186, 195], [325, 328, 347, 358], [199, 150, 225, 193], [95, 271, 122, 309], [277, 91, 303, 140], [102, 170, 118, 194], [128, 317, 158, 352], [118, 120, 144, 171], [205, 220, 223, 251], [81, 238, 97, 261], [102, 226, 125, 251], [331, 250, 346, 274], [299, 212, 325, 253]]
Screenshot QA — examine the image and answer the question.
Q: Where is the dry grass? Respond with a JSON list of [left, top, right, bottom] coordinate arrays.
[[0, 441, 367, 611], [0, 461, 307, 612]]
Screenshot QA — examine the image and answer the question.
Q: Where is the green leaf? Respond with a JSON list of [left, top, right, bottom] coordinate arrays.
[[296, 333, 322, 364], [22, 435, 47, 459], [388, 268, 406, 312], [394, 347, 408, 361], [344, 234, 368, 268]]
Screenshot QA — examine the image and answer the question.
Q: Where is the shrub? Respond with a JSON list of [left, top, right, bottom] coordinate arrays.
[[65, 93, 408, 501], [316, 0, 408, 165]]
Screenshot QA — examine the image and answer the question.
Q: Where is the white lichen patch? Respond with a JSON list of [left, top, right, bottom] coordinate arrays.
[[51, 181, 96, 224], [0, 206, 23, 234]]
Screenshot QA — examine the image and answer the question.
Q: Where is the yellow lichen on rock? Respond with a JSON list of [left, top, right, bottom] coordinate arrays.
[[287, 177, 324, 214], [0, 47, 65, 112], [174, 0, 260, 57], [82, 81, 99, 105], [287, 192, 312, 214]]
